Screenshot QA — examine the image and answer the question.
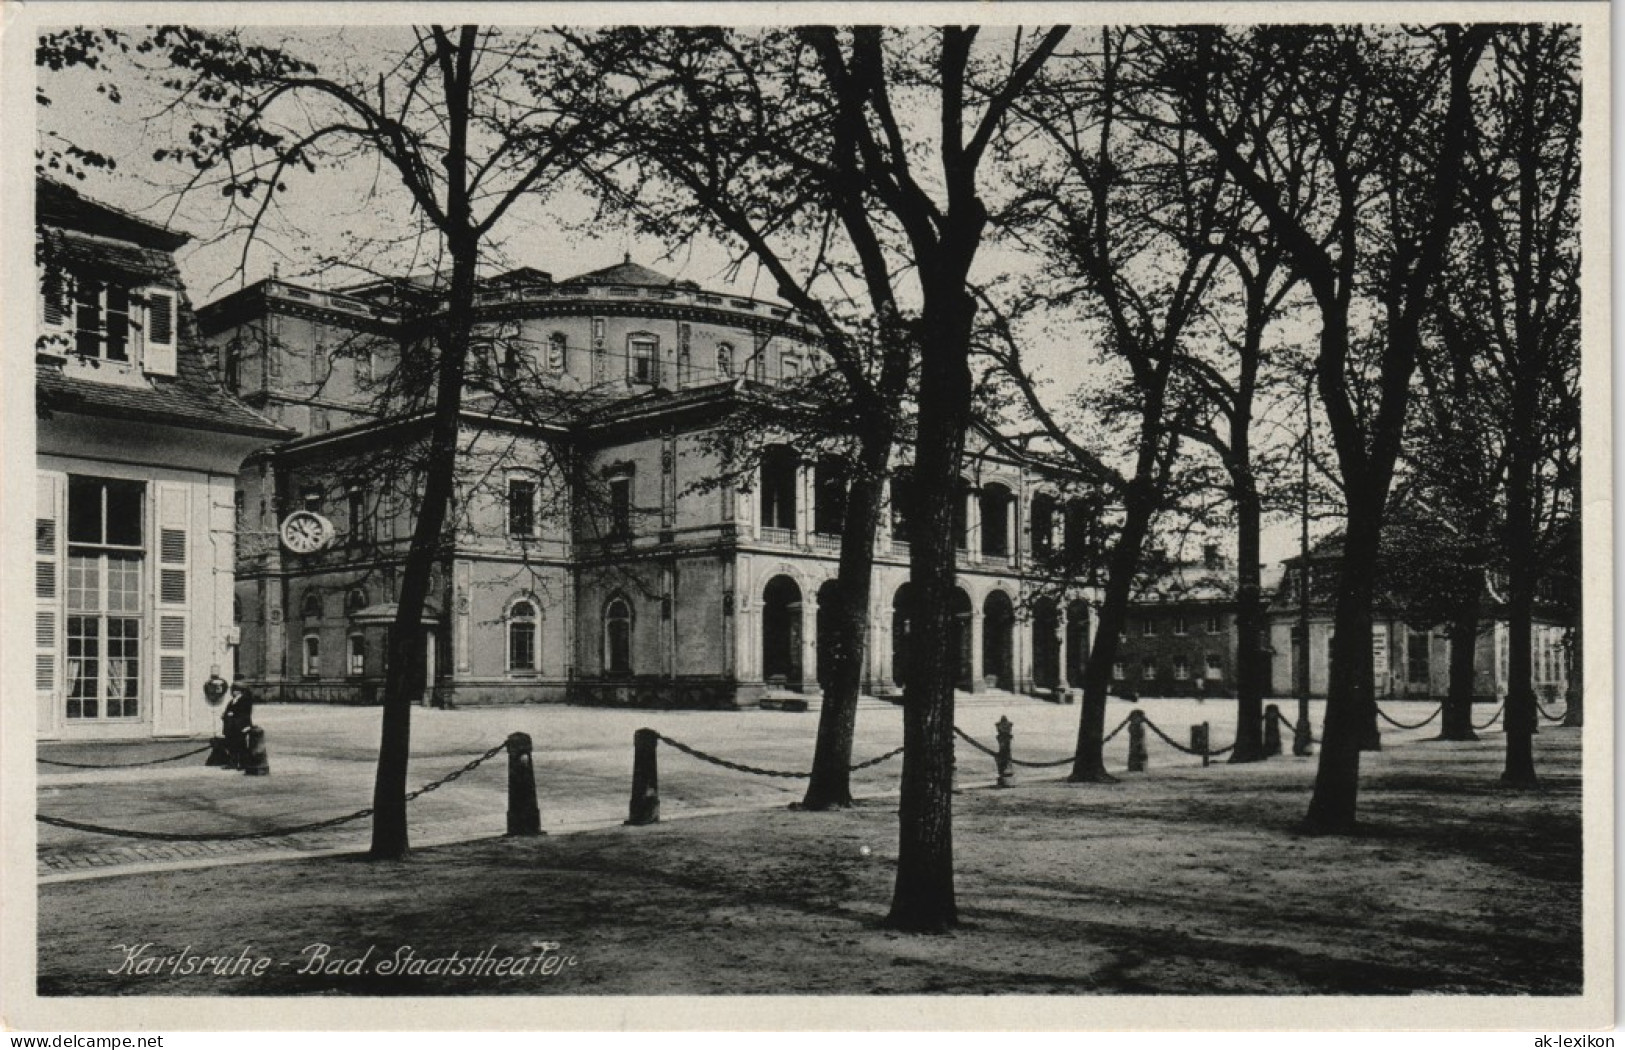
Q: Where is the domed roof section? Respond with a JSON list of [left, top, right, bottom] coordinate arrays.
[[563, 253, 679, 289]]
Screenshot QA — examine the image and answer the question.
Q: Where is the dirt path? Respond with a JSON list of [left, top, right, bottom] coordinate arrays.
[[37, 727, 1581, 996]]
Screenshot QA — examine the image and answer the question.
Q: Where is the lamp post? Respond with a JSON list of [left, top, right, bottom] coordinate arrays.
[[1294, 368, 1314, 757]]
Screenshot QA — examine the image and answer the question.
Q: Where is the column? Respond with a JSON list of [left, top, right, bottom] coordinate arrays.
[[792, 463, 810, 545], [969, 610, 984, 692], [869, 605, 889, 693], [1015, 602, 1034, 694], [1008, 496, 1020, 567], [802, 601, 818, 693], [1056, 606, 1069, 694], [964, 488, 981, 564]]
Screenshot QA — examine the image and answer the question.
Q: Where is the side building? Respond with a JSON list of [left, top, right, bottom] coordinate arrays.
[[197, 261, 1105, 708], [33, 178, 292, 740], [1264, 533, 1573, 702], [1111, 545, 1240, 699]]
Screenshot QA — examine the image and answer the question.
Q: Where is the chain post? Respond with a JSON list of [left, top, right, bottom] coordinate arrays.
[[1263, 704, 1282, 757], [1293, 709, 1313, 756], [505, 732, 543, 837], [626, 728, 661, 826], [1127, 710, 1147, 773], [1193, 722, 1211, 767], [994, 716, 1014, 789]]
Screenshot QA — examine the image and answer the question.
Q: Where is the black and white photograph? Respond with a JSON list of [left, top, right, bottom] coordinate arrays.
[[1, 2, 1610, 1035]]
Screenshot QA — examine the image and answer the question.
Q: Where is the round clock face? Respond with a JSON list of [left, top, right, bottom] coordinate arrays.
[[280, 510, 333, 553]]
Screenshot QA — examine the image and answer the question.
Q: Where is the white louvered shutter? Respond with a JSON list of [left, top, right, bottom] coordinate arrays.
[[36, 473, 65, 732], [37, 265, 72, 358], [141, 287, 178, 376], [156, 483, 190, 712]]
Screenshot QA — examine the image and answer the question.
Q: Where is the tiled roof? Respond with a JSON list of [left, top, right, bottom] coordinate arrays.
[[36, 212, 293, 441]]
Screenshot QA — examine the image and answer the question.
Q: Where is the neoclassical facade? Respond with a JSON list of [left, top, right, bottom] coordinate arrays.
[[197, 260, 1101, 708]]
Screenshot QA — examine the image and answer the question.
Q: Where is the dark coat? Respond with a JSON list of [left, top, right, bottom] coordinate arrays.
[[222, 687, 255, 732]]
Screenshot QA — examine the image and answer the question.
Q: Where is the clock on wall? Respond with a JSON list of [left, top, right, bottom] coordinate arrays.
[[280, 510, 335, 553]]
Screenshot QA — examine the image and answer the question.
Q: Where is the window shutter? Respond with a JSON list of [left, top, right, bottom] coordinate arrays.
[[36, 473, 65, 728], [156, 484, 189, 708], [36, 265, 72, 359], [141, 287, 178, 377]]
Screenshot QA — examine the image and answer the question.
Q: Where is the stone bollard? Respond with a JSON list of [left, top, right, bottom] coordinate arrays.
[[1127, 710, 1147, 773], [1293, 710, 1313, 757], [994, 716, 1014, 789], [241, 726, 270, 776], [505, 732, 543, 837], [1192, 722, 1211, 768], [626, 728, 661, 826], [1263, 705, 1283, 757]]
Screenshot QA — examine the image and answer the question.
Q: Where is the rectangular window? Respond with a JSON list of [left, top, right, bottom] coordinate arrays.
[[348, 635, 366, 677], [609, 477, 632, 539], [509, 620, 536, 672], [1141, 657, 1157, 680], [630, 337, 658, 384], [304, 635, 321, 678], [1141, 618, 1156, 637], [348, 488, 368, 543], [508, 479, 536, 537], [1205, 653, 1223, 680], [1173, 615, 1188, 636], [1112, 660, 1125, 681], [73, 279, 132, 362], [1173, 656, 1189, 680], [64, 477, 145, 721], [1207, 613, 1221, 634]]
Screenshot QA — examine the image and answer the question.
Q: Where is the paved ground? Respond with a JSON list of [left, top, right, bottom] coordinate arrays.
[[35, 693, 1470, 881]]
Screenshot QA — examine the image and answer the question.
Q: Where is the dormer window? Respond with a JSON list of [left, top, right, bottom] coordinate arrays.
[[38, 265, 178, 376]]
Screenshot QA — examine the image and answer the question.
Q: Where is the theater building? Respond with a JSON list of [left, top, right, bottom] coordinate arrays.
[[197, 260, 1103, 708], [33, 178, 291, 740]]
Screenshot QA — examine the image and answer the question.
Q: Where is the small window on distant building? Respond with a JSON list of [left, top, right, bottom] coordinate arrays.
[[508, 478, 537, 537], [629, 335, 658, 384], [302, 486, 324, 513], [1112, 660, 1125, 681], [348, 634, 366, 677], [782, 357, 800, 382], [1141, 618, 1156, 637], [1141, 657, 1157, 681], [73, 278, 132, 362], [717, 343, 734, 378], [1207, 613, 1222, 634], [605, 597, 632, 676], [1173, 656, 1189, 681], [348, 488, 368, 543], [508, 599, 539, 673], [1205, 653, 1223, 680], [1173, 615, 1188, 636], [345, 588, 367, 617], [608, 475, 632, 539], [548, 332, 566, 372], [301, 592, 323, 621], [303, 634, 321, 677]]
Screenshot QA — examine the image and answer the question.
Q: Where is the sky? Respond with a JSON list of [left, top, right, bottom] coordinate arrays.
[[34, 24, 1323, 577]]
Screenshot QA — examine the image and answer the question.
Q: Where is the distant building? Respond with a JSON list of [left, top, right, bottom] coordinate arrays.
[[197, 260, 1105, 708], [1112, 544, 1239, 699], [1264, 533, 1573, 701], [33, 178, 291, 740]]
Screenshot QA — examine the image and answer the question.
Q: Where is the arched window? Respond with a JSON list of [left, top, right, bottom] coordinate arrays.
[[716, 342, 734, 378], [548, 332, 567, 372], [301, 591, 323, 621], [605, 597, 633, 676], [345, 588, 368, 617], [508, 598, 539, 673], [303, 634, 322, 677], [348, 634, 366, 677]]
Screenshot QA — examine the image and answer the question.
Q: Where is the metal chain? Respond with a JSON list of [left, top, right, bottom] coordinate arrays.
[[952, 725, 999, 758], [1535, 699, 1568, 723], [848, 745, 906, 771], [38, 744, 214, 770], [37, 741, 508, 842], [1275, 710, 1317, 746], [1141, 716, 1228, 758], [653, 733, 904, 777], [1473, 703, 1506, 730], [1376, 705, 1443, 731], [1102, 714, 1134, 744]]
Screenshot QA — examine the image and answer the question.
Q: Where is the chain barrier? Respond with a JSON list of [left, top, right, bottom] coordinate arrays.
[[1140, 716, 1231, 759], [38, 744, 214, 770], [1102, 714, 1134, 745], [1375, 705, 1443, 731], [1275, 710, 1318, 746], [652, 732, 903, 779], [952, 725, 999, 758], [1536, 699, 1568, 723], [37, 741, 507, 842], [1473, 703, 1506, 731]]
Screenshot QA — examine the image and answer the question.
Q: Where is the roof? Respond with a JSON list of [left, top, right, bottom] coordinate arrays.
[[36, 183, 293, 441], [37, 178, 190, 252], [563, 256, 678, 288]]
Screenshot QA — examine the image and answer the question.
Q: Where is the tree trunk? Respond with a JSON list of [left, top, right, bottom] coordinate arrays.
[[369, 241, 474, 857], [885, 294, 974, 934], [1229, 481, 1267, 763], [1437, 580, 1481, 741], [801, 434, 892, 810], [1303, 503, 1381, 833], [1069, 490, 1153, 782], [1502, 412, 1539, 784]]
